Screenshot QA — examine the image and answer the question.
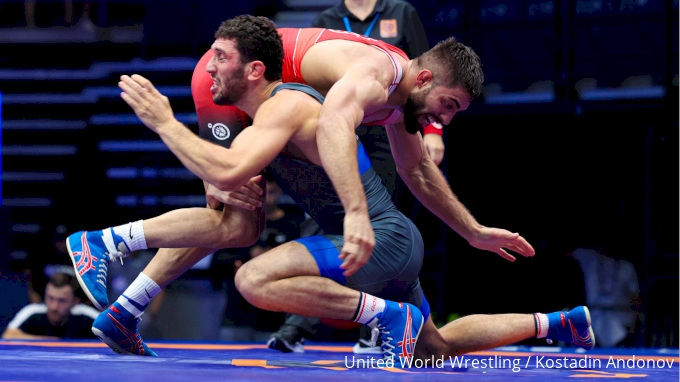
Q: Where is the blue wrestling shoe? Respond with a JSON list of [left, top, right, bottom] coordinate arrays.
[[546, 306, 596, 350], [91, 302, 157, 357], [367, 301, 424, 363], [66, 230, 130, 309]]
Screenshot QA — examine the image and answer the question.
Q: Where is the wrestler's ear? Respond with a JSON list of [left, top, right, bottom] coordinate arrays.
[[247, 61, 267, 81], [415, 69, 433, 88]]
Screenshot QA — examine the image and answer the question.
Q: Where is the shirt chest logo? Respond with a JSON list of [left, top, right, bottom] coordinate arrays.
[[380, 19, 398, 38]]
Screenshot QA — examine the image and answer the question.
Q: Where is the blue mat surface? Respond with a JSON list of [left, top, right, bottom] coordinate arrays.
[[0, 340, 677, 381]]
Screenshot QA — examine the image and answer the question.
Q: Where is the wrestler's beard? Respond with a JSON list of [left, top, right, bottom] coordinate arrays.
[[402, 90, 427, 135], [213, 68, 248, 106]]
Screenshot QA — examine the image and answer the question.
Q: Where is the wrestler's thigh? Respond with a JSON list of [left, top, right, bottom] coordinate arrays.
[[237, 240, 322, 283]]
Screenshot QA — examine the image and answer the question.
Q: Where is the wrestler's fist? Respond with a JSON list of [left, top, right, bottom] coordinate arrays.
[[119, 74, 175, 133], [339, 212, 375, 276], [423, 133, 445, 166]]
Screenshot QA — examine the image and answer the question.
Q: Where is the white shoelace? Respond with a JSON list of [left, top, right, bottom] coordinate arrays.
[[96, 252, 127, 287], [370, 324, 395, 359]]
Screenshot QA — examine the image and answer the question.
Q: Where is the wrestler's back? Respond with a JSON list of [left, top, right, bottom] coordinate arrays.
[[301, 40, 406, 124], [300, 40, 404, 93]]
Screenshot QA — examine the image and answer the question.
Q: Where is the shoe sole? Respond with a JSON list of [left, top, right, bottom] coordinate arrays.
[[582, 306, 597, 350], [267, 337, 304, 353], [352, 343, 382, 355], [67, 235, 105, 310], [92, 327, 134, 355]]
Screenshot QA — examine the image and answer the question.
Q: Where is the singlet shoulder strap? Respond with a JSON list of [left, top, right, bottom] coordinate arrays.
[[271, 83, 325, 104]]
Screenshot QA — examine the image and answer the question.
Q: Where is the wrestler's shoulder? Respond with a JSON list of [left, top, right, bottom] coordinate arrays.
[[258, 88, 320, 121]]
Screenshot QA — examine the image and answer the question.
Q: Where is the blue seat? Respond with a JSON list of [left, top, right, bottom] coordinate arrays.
[[479, 0, 522, 24], [430, 0, 467, 28], [574, 0, 617, 17], [526, 0, 556, 20], [473, 26, 557, 92], [617, 0, 665, 15], [573, 21, 667, 86]]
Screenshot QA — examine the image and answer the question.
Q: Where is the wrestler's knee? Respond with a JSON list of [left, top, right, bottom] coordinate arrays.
[[215, 207, 260, 248], [234, 259, 270, 306], [227, 217, 259, 247]]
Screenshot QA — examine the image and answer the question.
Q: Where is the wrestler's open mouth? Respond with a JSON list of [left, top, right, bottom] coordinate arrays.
[[420, 114, 441, 128]]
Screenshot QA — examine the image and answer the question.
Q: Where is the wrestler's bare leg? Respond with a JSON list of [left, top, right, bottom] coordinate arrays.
[[89, 202, 264, 356], [235, 241, 360, 318], [142, 204, 263, 287], [414, 314, 535, 359], [236, 240, 427, 362]]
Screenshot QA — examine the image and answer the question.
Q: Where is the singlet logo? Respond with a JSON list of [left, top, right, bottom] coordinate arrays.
[[208, 123, 230, 140]]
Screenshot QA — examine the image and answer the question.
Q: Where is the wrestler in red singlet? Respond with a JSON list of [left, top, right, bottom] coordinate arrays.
[[192, 27, 410, 148], [279, 28, 408, 88], [280, 28, 408, 126]]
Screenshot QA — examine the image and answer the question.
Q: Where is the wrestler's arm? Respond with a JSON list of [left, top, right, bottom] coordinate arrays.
[[385, 122, 535, 260], [385, 122, 480, 240], [156, 94, 304, 191], [315, 65, 390, 275], [315, 64, 388, 217]]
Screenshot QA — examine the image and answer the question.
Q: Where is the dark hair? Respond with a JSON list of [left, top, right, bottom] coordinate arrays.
[[48, 272, 79, 292], [214, 15, 284, 82], [417, 37, 484, 100]]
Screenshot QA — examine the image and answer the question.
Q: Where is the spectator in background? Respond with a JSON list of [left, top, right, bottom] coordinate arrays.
[[268, 0, 446, 354], [2, 272, 99, 340], [25, 224, 89, 306], [571, 244, 642, 348], [314, 0, 428, 64]]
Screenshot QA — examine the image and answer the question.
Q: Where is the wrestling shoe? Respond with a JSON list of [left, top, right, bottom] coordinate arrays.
[[367, 301, 424, 363], [267, 324, 306, 353], [66, 229, 130, 309], [353, 325, 381, 354], [91, 302, 157, 357], [546, 306, 596, 350]]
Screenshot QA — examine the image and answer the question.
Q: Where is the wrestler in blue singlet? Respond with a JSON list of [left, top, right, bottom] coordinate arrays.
[[265, 83, 430, 318]]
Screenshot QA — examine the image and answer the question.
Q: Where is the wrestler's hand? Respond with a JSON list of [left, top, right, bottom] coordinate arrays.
[[468, 226, 535, 262], [205, 175, 264, 210], [423, 133, 445, 166], [206, 193, 223, 210], [204, 180, 224, 210], [119, 74, 175, 133], [339, 212, 375, 276]]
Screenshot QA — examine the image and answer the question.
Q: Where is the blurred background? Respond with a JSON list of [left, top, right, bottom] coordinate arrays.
[[0, 0, 677, 349]]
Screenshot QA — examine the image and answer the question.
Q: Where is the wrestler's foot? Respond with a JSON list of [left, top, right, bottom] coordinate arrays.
[[267, 324, 307, 353], [91, 302, 157, 357], [353, 325, 381, 354], [367, 301, 424, 363], [66, 229, 130, 309], [546, 306, 596, 350]]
